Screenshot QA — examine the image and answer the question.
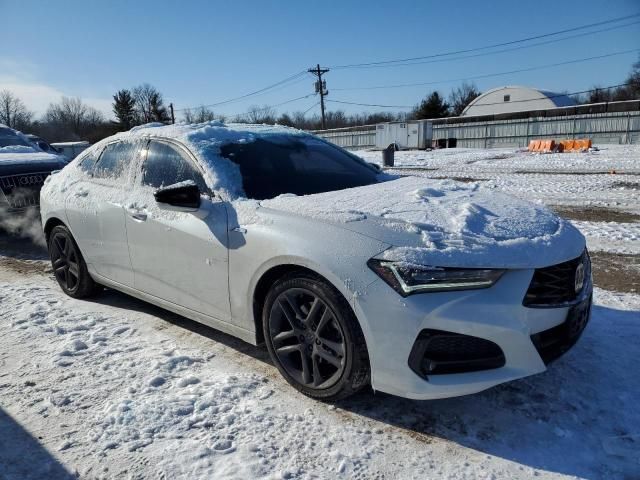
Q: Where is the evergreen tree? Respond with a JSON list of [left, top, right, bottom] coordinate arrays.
[[112, 89, 136, 130], [411, 91, 450, 119], [150, 92, 170, 123]]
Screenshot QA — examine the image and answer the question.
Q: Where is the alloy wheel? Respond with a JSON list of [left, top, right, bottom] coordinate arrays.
[[50, 232, 80, 292], [268, 288, 347, 389]]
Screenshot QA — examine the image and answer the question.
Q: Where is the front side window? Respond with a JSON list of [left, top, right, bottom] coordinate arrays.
[[93, 142, 137, 179], [220, 135, 379, 200], [142, 141, 207, 191]]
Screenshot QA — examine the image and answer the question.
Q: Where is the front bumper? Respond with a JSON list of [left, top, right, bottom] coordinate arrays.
[[0, 171, 50, 211], [353, 266, 592, 400]]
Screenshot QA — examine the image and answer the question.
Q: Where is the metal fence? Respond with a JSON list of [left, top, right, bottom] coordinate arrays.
[[312, 101, 640, 149], [312, 124, 376, 149], [432, 111, 640, 148]]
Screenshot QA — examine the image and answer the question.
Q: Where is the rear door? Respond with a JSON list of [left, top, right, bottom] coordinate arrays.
[[65, 140, 143, 287], [125, 139, 231, 321]]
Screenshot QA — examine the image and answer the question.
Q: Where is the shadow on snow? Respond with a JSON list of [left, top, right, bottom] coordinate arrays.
[[0, 407, 75, 479]]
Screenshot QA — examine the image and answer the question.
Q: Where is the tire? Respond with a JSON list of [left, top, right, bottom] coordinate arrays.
[[48, 225, 100, 299], [263, 272, 370, 401]]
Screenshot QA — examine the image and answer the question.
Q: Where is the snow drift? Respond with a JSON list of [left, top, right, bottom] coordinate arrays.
[[262, 176, 586, 269]]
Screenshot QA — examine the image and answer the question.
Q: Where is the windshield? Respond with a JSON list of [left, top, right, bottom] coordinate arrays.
[[0, 127, 31, 148], [220, 135, 379, 199]]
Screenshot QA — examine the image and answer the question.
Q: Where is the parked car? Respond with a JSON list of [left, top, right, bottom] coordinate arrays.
[[40, 123, 592, 401], [51, 141, 90, 160], [0, 125, 68, 214]]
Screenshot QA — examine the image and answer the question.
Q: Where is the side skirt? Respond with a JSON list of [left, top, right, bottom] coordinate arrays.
[[88, 268, 259, 346]]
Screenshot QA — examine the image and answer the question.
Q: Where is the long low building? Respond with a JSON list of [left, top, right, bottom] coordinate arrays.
[[312, 100, 640, 149]]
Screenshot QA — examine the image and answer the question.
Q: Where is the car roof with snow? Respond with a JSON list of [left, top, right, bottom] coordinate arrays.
[[79, 121, 311, 198], [116, 121, 304, 143]]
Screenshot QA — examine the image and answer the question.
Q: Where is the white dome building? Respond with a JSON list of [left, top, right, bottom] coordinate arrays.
[[461, 86, 576, 117]]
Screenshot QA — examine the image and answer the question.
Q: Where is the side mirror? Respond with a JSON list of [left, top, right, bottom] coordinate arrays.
[[154, 181, 201, 209], [368, 162, 382, 172]]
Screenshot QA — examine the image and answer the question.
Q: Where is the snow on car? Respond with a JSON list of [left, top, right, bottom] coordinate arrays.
[[0, 125, 67, 213], [40, 121, 592, 401]]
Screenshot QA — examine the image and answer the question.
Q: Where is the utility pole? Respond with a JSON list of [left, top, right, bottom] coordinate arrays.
[[169, 103, 175, 124], [308, 64, 329, 129]]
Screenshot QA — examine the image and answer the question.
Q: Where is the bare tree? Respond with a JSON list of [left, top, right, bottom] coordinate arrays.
[[244, 105, 276, 124], [0, 90, 33, 130], [587, 85, 614, 103], [44, 96, 104, 139], [448, 82, 481, 116], [183, 106, 218, 123], [132, 83, 170, 124]]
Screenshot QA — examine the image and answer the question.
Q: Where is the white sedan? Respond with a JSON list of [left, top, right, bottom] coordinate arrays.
[[40, 122, 592, 401]]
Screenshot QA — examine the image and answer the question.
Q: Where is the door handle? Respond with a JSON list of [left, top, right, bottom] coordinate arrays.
[[74, 189, 88, 197], [127, 209, 147, 221]]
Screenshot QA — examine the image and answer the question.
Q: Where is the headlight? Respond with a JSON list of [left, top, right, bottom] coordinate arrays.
[[367, 259, 505, 296]]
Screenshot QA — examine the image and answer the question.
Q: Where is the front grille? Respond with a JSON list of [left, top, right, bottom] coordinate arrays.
[[523, 251, 590, 307], [531, 294, 592, 364], [0, 172, 48, 209], [408, 329, 505, 377]]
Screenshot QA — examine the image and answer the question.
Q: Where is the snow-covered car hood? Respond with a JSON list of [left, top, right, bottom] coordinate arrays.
[[0, 149, 67, 172], [261, 176, 586, 269]]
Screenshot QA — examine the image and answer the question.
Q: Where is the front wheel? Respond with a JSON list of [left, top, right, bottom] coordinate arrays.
[[48, 225, 100, 298], [263, 273, 370, 401]]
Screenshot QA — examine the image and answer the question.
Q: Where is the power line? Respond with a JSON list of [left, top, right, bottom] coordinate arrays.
[[332, 20, 640, 70], [230, 94, 316, 119], [327, 100, 414, 109], [182, 93, 316, 122], [302, 101, 320, 116], [332, 49, 640, 91], [174, 70, 308, 112], [331, 13, 640, 69], [328, 83, 630, 111]]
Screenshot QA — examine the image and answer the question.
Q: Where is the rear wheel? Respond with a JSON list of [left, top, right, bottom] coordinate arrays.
[[48, 225, 99, 298], [263, 273, 370, 401]]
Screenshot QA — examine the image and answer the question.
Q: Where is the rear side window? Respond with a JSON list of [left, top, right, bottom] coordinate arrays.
[[93, 142, 138, 179], [78, 149, 102, 173], [142, 141, 207, 191]]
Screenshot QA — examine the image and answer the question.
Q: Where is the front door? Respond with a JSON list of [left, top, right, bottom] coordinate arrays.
[[125, 139, 231, 322]]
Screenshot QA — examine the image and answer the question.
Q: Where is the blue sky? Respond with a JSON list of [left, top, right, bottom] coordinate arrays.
[[1, 0, 638, 120]]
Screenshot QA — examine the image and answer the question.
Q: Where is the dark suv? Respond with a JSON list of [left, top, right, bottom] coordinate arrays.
[[0, 125, 67, 213]]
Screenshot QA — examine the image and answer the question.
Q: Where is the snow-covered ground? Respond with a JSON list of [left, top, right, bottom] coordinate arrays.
[[359, 145, 640, 256], [360, 145, 640, 176], [1, 274, 639, 479], [1, 144, 639, 479]]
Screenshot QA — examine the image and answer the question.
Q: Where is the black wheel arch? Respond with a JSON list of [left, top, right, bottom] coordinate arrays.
[[252, 264, 367, 350], [43, 217, 67, 245]]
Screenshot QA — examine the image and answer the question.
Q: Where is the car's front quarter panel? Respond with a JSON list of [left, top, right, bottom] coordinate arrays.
[[40, 169, 74, 237], [226, 203, 390, 343]]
